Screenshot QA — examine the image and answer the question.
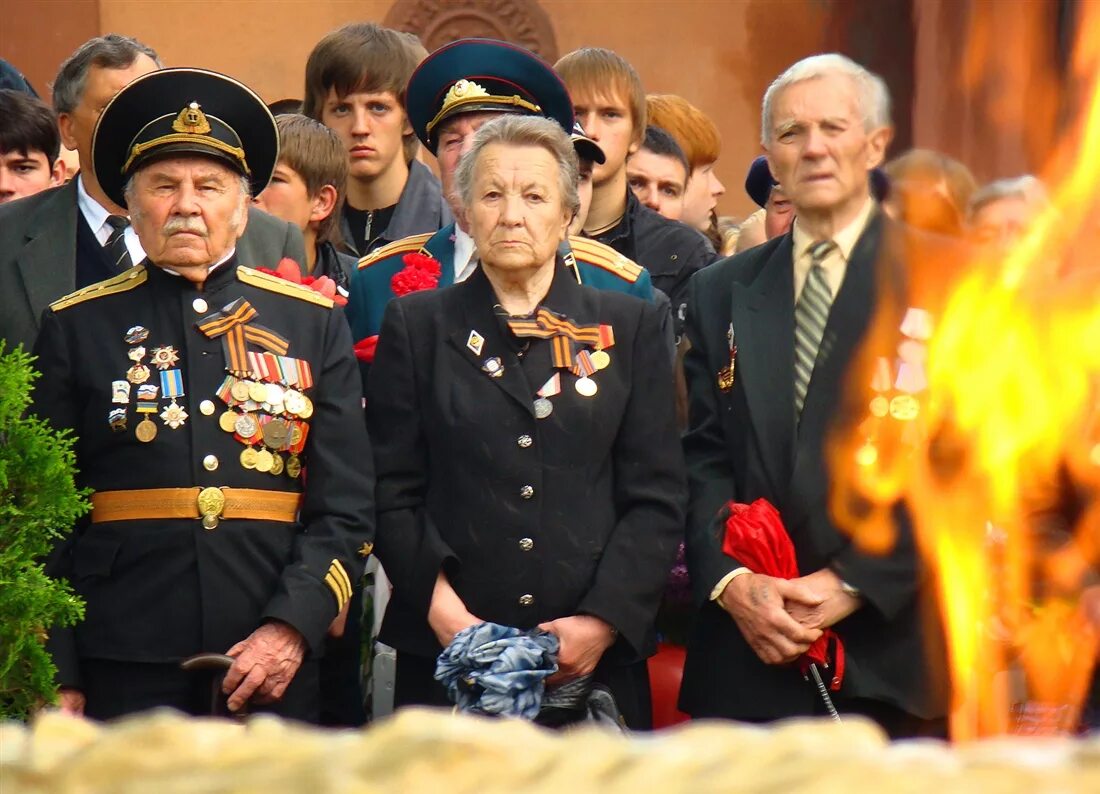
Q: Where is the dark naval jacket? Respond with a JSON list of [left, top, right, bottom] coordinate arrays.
[[32, 255, 374, 688]]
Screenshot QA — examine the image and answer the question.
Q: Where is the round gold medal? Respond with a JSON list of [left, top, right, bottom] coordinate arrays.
[[591, 350, 611, 370], [297, 396, 314, 419], [219, 411, 238, 433], [889, 394, 920, 421], [289, 423, 304, 447], [135, 417, 157, 443], [285, 454, 302, 478], [248, 382, 269, 403], [231, 381, 252, 402], [283, 390, 305, 415], [869, 395, 890, 418], [240, 447, 259, 469], [270, 452, 285, 476], [254, 449, 274, 473]]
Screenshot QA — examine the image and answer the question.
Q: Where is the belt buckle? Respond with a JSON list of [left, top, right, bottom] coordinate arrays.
[[197, 487, 225, 530]]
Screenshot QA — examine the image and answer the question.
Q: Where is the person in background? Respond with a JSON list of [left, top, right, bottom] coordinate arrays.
[[627, 125, 690, 222], [967, 174, 1050, 249], [253, 114, 356, 291], [0, 89, 66, 205], [268, 98, 303, 116], [303, 22, 449, 258], [556, 48, 713, 336], [646, 94, 726, 249], [744, 155, 796, 241], [0, 34, 307, 354], [883, 148, 976, 237], [367, 114, 684, 729], [733, 208, 767, 253]]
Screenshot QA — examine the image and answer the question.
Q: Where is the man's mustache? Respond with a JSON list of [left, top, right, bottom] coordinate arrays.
[[162, 217, 209, 237]]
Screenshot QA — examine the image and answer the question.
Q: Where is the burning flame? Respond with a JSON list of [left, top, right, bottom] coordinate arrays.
[[829, 6, 1100, 740]]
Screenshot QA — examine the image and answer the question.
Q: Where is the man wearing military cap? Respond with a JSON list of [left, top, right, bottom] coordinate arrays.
[[344, 38, 658, 385], [32, 67, 374, 721]]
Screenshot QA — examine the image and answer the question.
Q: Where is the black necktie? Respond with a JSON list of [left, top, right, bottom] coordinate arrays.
[[104, 215, 133, 272]]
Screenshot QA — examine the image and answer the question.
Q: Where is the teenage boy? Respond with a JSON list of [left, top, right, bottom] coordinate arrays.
[[303, 22, 450, 258], [0, 89, 66, 205], [253, 114, 357, 291], [555, 47, 713, 333]]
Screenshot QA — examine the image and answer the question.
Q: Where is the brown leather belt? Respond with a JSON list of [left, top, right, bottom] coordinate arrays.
[[91, 487, 301, 529]]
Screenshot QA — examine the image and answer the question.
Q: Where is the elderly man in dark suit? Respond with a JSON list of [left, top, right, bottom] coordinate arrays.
[[679, 53, 949, 737], [0, 35, 306, 354]]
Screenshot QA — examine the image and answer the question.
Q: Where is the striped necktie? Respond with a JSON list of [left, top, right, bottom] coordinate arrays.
[[793, 239, 837, 416], [104, 215, 133, 272]]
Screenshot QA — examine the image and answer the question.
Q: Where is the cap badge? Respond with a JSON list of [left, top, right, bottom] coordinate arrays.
[[447, 79, 490, 102], [172, 102, 212, 135]]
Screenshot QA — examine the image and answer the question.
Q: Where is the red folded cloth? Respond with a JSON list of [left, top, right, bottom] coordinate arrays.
[[354, 335, 379, 363], [722, 498, 845, 690], [256, 258, 347, 306]]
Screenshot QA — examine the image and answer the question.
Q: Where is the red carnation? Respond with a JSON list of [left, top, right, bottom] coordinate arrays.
[[391, 252, 442, 297]]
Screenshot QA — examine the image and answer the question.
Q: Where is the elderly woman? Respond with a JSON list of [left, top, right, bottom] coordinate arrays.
[[366, 115, 685, 728]]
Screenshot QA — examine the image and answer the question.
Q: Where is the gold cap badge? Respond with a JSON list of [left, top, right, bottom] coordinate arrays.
[[172, 102, 212, 135]]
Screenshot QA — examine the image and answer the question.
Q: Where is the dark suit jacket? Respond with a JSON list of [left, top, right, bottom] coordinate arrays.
[[679, 212, 950, 722], [0, 179, 307, 353], [31, 256, 373, 687], [366, 264, 686, 663]]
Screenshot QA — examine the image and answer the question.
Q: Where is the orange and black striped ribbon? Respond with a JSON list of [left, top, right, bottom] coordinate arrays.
[[506, 307, 602, 370], [197, 298, 290, 376]]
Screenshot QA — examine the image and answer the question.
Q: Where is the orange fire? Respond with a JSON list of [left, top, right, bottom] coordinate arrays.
[[829, 6, 1100, 740]]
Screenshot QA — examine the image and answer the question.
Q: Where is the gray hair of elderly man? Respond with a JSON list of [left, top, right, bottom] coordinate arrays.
[[760, 53, 892, 145], [454, 114, 581, 220], [967, 175, 1050, 220]]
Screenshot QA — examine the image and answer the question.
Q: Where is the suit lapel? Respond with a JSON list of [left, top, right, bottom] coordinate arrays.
[[17, 181, 80, 333], [424, 224, 457, 287], [732, 237, 797, 493], [445, 267, 536, 415]]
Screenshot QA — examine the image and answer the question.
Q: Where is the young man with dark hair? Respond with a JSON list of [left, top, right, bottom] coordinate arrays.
[[0, 89, 65, 205], [626, 125, 690, 222], [254, 114, 356, 290], [303, 23, 449, 258], [555, 48, 713, 334]]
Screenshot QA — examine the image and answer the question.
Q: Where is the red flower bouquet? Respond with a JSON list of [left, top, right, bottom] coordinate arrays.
[[391, 252, 442, 297]]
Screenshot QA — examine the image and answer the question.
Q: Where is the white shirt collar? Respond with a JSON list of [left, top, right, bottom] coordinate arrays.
[[453, 226, 478, 284], [76, 174, 111, 239]]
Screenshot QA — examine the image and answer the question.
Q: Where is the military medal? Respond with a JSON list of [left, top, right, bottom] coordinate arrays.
[[717, 365, 734, 392], [262, 418, 290, 449], [231, 379, 252, 402], [297, 395, 314, 419], [126, 364, 151, 384], [285, 454, 302, 478], [254, 448, 275, 473], [240, 447, 259, 469], [159, 369, 187, 428], [269, 452, 285, 476], [248, 381, 269, 403], [127, 345, 146, 362], [124, 325, 149, 344], [108, 407, 127, 432], [482, 356, 504, 378], [869, 395, 890, 418], [575, 377, 598, 397], [533, 398, 554, 419], [467, 330, 485, 356], [137, 384, 158, 400], [283, 389, 305, 416], [889, 394, 920, 421], [111, 380, 131, 404], [234, 412, 259, 439], [591, 350, 611, 370], [717, 323, 736, 393], [150, 345, 179, 370], [134, 401, 158, 442]]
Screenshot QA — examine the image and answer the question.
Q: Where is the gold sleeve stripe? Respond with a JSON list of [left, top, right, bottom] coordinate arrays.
[[330, 559, 354, 601], [325, 571, 350, 609], [567, 237, 643, 282], [50, 265, 148, 311], [356, 232, 435, 270], [237, 265, 334, 308]]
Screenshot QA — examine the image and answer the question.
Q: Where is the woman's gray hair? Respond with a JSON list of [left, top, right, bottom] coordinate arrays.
[[761, 53, 891, 145], [967, 175, 1050, 219], [454, 115, 580, 219]]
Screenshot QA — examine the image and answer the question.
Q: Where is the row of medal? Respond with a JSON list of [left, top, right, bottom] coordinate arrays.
[[109, 325, 187, 442], [213, 369, 312, 478]]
